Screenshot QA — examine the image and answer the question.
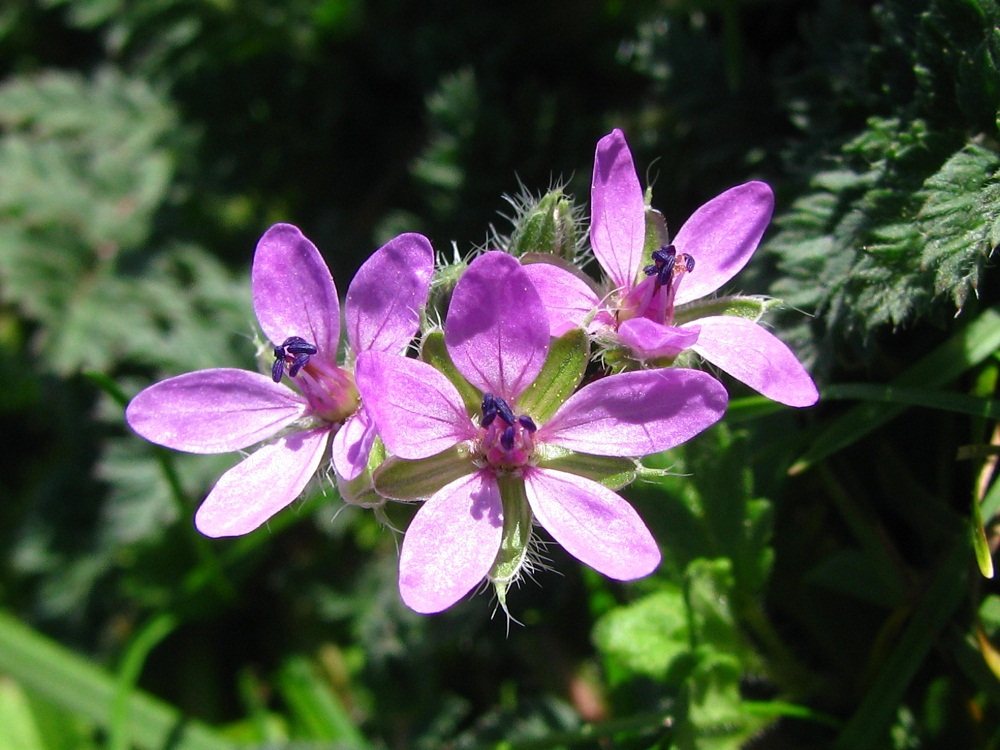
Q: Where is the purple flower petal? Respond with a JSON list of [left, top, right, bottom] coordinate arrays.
[[194, 427, 330, 537], [524, 467, 660, 580], [399, 470, 503, 613], [252, 224, 341, 361], [592, 129, 646, 291], [538, 368, 727, 456], [522, 261, 599, 336], [617, 317, 700, 361], [354, 351, 475, 459], [445, 251, 549, 401], [345, 233, 434, 355], [690, 316, 819, 407], [331, 406, 376, 481], [672, 182, 774, 306], [126, 369, 308, 454]]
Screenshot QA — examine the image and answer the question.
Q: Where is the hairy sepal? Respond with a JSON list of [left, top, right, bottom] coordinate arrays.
[[673, 294, 783, 326], [490, 476, 535, 614], [517, 329, 589, 423], [420, 330, 481, 415], [373, 444, 475, 500], [535, 444, 639, 490]]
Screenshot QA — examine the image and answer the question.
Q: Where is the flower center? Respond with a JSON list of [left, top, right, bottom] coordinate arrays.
[[271, 335, 359, 423], [478, 394, 537, 470]]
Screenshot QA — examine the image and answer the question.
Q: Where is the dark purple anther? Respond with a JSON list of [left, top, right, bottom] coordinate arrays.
[[288, 353, 310, 377], [500, 425, 515, 451], [272, 336, 318, 382], [481, 393, 498, 427], [518, 415, 537, 433], [481, 393, 516, 427]]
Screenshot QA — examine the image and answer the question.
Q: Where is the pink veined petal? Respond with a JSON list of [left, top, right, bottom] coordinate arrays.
[[689, 316, 819, 407], [524, 467, 660, 580], [345, 233, 434, 355], [672, 182, 774, 306], [617, 317, 701, 361], [126, 369, 308, 454], [252, 224, 341, 362], [445, 251, 549, 402], [399, 470, 504, 614], [354, 351, 475, 460], [331, 406, 376, 481], [591, 129, 646, 291], [522, 261, 600, 336], [539, 368, 728, 456], [194, 427, 330, 538]]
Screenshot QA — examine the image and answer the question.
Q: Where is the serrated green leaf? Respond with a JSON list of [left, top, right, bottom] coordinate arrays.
[[592, 589, 690, 683]]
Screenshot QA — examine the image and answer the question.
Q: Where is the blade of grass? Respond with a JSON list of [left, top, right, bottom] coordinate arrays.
[[0, 611, 235, 750], [790, 307, 1000, 475], [831, 540, 970, 750]]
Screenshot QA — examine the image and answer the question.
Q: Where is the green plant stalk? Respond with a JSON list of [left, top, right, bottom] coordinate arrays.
[[0, 611, 235, 750]]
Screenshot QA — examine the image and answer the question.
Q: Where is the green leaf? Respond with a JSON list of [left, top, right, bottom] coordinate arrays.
[[0, 610, 235, 750], [790, 306, 1000, 474], [916, 143, 1000, 312], [276, 655, 370, 747], [592, 589, 690, 684]]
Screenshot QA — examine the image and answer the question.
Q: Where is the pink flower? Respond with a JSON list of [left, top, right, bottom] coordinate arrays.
[[355, 251, 728, 613], [126, 224, 434, 537], [524, 128, 818, 408]]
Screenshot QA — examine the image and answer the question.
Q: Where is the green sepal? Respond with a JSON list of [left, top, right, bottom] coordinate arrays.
[[517, 329, 590, 423], [673, 295, 784, 326], [425, 259, 468, 331], [372, 444, 475, 500], [420, 330, 481, 415], [507, 188, 580, 261], [490, 475, 535, 614], [336, 436, 387, 508], [643, 205, 670, 260], [535, 445, 638, 490]]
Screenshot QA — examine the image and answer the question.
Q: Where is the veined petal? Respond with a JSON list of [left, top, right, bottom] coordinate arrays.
[[399, 470, 504, 614], [194, 427, 330, 538], [672, 182, 774, 306], [524, 467, 659, 580], [539, 368, 727, 456], [354, 351, 475, 459], [252, 224, 341, 361], [592, 129, 646, 291], [331, 406, 376, 481], [126, 369, 308, 454], [445, 251, 549, 402], [689, 316, 819, 407], [345, 233, 434, 355], [617, 317, 700, 361], [522, 261, 600, 336]]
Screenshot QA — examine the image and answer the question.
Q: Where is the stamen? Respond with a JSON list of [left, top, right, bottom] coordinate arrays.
[[271, 336, 318, 382], [501, 426, 515, 450], [518, 415, 537, 432], [481, 393, 516, 427], [642, 244, 695, 297]]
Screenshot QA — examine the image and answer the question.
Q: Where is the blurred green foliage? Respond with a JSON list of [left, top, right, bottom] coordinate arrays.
[[1, 0, 1000, 749]]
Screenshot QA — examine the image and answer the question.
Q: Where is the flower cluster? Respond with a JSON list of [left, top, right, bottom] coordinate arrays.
[[126, 130, 817, 614]]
